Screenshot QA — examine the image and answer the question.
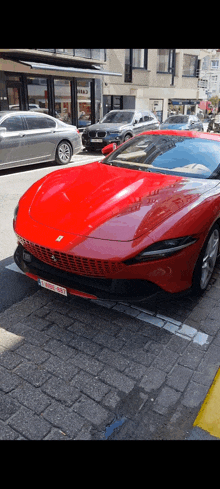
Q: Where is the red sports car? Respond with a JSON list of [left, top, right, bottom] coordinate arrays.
[[13, 130, 220, 302]]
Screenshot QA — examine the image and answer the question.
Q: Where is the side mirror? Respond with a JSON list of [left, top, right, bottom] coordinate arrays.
[[101, 143, 117, 156]]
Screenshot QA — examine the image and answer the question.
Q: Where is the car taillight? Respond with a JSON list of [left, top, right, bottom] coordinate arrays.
[[76, 129, 80, 134]]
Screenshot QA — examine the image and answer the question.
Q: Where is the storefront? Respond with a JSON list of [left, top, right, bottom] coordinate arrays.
[[0, 53, 121, 128], [168, 99, 200, 116]]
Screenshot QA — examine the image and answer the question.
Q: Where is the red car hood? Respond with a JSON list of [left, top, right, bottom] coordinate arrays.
[[29, 161, 217, 242]]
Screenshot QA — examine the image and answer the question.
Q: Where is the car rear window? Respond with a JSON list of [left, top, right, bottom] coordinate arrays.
[[103, 134, 220, 179]]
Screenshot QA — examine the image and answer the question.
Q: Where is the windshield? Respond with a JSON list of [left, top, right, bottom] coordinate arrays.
[[101, 111, 134, 124], [164, 116, 189, 124], [102, 134, 220, 179]]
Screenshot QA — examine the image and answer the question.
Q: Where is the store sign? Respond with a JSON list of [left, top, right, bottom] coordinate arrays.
[[77, 88, 89, 95]]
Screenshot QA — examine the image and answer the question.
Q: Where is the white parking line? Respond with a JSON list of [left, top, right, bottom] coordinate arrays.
[[5, 262, 25, 274], [6, 260, 210, 347]]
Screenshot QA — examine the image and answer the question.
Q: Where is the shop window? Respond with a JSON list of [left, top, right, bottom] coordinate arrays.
[[54, 79, 72, 124], [183, 55, 197, 77], [77, 79, 91, 129], [27, 77, 48, 111]]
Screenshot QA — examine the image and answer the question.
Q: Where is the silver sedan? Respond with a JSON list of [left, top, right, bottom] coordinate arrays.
[[0, 111, 82, 169]]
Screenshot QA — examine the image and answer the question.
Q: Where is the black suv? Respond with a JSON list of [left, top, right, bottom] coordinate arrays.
[[82, 109, 159, 151]]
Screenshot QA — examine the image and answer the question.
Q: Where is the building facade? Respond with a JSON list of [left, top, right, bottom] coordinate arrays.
[[198, 49, 220, 102], [0, 49, 121, 129], [103, 49, 206, 121]]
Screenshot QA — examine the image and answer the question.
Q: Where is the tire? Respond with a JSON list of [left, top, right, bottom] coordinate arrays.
[[123, 133, 132, 142], [192, 224, 220, 294], [55, 141, 72, 165]]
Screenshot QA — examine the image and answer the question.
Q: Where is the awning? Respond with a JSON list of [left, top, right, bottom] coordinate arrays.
[[18, 60, 122, 77]]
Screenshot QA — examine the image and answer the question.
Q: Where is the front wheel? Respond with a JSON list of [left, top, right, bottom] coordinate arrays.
[[55, 141, 72, 165], [192, 224, 220, 294]]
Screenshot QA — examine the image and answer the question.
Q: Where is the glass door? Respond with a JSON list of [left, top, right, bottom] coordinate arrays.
[[6, 83, 22, 111]]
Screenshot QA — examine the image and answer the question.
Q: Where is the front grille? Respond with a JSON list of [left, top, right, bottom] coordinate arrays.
[[97, 131, 106, 137], [89, 130, 107, 138], [17, 235, 126, 278]]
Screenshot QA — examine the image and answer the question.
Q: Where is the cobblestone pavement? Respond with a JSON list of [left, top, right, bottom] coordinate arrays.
[[1, 260, 220, 440]]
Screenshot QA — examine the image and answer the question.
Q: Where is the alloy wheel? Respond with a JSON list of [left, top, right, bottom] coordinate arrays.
[[200, 228, 219, 290], [58, 143, 71, 163]]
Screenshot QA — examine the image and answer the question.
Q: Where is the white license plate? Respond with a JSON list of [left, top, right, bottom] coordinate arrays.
[[38, 279, 67, 296], [90, 138, 103, 143]]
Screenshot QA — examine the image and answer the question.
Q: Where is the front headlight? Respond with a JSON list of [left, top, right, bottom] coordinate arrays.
[[128, 236, 197, 263]]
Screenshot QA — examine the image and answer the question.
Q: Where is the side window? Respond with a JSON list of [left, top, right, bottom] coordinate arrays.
[[0, 115, 24, 131], [46, 117, 56, 128], [25, 115, 49, 130], [144, 115, 154, 122]]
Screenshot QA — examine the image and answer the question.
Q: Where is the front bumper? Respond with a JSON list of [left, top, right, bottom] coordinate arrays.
[[82, 133, 123, 150], [14, 244, 160, 302]]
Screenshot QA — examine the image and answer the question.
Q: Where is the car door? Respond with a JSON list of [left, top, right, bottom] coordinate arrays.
[[143, 114, 158, 131], [0, 114, 27, 166], [132, 112, 146, 135], [23, 114, 56, 162]]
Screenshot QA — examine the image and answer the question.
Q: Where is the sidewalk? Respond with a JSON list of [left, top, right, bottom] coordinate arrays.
[[1, 266, 220, 439]]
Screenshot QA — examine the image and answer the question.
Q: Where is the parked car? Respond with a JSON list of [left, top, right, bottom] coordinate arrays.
[[0, 111, 82, 169], [82, 109, 159, 151], [207, 114, 220, 133], [13, 130, 220, 302], [160, 115, 203, 131]]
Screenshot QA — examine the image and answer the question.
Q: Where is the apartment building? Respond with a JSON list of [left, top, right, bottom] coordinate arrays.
[[198, 49, 220, 101], [103, 49, 205, 122], [0, 49, 121, 128]]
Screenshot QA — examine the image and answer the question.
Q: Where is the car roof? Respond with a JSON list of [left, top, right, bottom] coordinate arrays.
[[0, 110, 52, 118], [140, 129, 220, 142]]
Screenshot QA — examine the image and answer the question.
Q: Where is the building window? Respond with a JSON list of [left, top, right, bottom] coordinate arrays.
[[27, 77, 48, 111], [124, 49, 132, 82], [183, 54, 198, 77], [54, 79, 72, 124], [157, 49, 174, 73], [211, 60, 219, 69], [132, 49, 147, 69]]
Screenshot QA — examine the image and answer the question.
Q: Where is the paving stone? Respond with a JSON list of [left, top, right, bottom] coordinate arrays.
[[152, 348, 179, 373], [16, 343, 50, 365], [0, 391, 20, 421], [11, 381, 51, 414], [69, 334, 102, 355], [8, 406, 51, 440], [0, 420, 19, 440], [70, 352, 104, 375], [178, 345, 204, 369], [96, 348, 130, 372], [181, 381, 210, 408], [139, 367, 166, 392], [43, 354, 79, 381], [99, 366, 135, 393], [0, 366, 21, 393], [166, 365, 193, 392], [45, 311, 74, 328], [153, 386, 181, 415], [14, 361, 51, 387], [72, 394, 110, 425], [43, 339, 75, 360], [43, 400, 84, 437], [41, 376, 81, 406], [80, 377, 111, 402]]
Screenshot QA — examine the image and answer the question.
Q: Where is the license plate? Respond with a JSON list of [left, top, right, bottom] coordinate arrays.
[[90, 138, 103, 143], [38, 279, 67, 296]]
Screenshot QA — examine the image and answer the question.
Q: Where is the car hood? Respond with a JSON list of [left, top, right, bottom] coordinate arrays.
[[29, 162, 217, 242], [85, 122, 129, 132], [160, 123, 189, 130]]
